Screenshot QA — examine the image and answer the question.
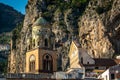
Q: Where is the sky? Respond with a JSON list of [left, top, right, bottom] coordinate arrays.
[[0, 0, 28, 14]]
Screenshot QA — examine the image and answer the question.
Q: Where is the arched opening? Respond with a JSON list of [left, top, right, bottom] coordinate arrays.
[[29, 55, 35, 72], [81, 57, 83, 64], [92, 50, 95, 58], [87, 62, 89, 64], [43, 54, 53, 72], [37, 38, 40, 47], [27, 44, 30, 50], [37, 41, 40, 46], [45, 39, 48, 47], [33, 39, 35, 47]]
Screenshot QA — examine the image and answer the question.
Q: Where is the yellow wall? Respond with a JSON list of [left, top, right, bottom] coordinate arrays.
[[68, 41, 80, 68], [26, 48, 39, 73], [26, 48, 57, 73]]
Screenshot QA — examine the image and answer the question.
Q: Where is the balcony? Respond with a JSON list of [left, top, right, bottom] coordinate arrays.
[[6, 73, 52, 79]]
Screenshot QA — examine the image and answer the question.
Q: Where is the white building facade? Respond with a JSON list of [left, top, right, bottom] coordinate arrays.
[[98, 64, 120, 80]]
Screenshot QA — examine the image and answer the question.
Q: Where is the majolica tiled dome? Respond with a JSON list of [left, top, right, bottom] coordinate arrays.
[[33, 17, 49, 26]]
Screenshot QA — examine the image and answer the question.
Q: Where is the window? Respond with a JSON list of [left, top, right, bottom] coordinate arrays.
[[92, 50, 95, 58], [28, 44, 30, 50], [87, 62, 89, 64], [68, 74, 72, 78], [45, 39, 48, 47], [81, 57, 83, 64], [37, 41, 39, 46], [33, 39, 35, 47], [43, 54, 53, 72], [29, 55, 35, 72], [95, 67, 98, 69], [78, 73, 83, 78], [111, 74, 115, 79]]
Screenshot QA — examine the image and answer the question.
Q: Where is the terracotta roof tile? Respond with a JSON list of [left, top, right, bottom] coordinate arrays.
[[93, 58, 117, 66], [83, 58, 120, 67]]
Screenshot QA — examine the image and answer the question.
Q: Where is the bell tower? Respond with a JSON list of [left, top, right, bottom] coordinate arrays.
[[26, 16, 57, 74], [38, 28, 55, 49]]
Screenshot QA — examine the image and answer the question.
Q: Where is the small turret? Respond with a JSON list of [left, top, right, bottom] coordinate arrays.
[[31, 15, 55, 50]]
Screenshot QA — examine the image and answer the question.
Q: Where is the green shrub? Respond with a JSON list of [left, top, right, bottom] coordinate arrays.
[[0, 34, 11, 44], [96, 1, 113, 14], [12, 22, 23, 49]]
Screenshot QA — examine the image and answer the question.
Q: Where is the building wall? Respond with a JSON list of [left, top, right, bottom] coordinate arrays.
[[78, 49, 95, 65], [26, 48, 57, 73], [68, 41, 80, 68], [32, 26, 41, 39], [68, 41, 95, 68], [98, 65, 120, 80], [109, 65, 120, 80], [98, 69, 110, 80], [26, 48, 39, 73], [54, 72, 67, 79], [32, 26, 41, 48]]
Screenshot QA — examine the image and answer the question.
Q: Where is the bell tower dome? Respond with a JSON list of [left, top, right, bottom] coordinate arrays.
[[32, 16, 55, 49]]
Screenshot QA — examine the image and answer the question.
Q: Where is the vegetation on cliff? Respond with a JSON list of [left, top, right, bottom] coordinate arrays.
[[12, 22, 23, 49], [0, 33, 11, 44], [0, 59, 7, 74]]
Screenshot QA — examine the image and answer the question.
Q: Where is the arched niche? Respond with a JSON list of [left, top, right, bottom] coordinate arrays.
[[29, 55, 36, 72], [42, 54, 53, 72]]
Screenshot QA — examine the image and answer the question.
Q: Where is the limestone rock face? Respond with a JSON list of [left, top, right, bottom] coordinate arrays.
[[79, 9, 114, 58], [79, 0, 120, 58]]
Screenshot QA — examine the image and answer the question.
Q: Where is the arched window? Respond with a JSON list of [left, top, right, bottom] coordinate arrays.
[[45, 39, 48, 47], [29, 55, 35, 72], [92, 50, 95, 58], [27, 44, 30, 50], [43, 54, 53, 72], [33, 39, 35, 47], [81, 57, 83, 64], [37, 41, 39, 46]]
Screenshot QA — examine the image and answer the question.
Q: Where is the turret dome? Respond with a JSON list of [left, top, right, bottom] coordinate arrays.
[[33, 17, 49, 26]]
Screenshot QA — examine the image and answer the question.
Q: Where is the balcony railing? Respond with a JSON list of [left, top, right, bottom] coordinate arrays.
[[6, 73, 53, 79]]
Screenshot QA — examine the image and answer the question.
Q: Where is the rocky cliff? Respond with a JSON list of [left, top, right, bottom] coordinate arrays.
[[79, 0, 120, 58], [10, 0, 120, 73]]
